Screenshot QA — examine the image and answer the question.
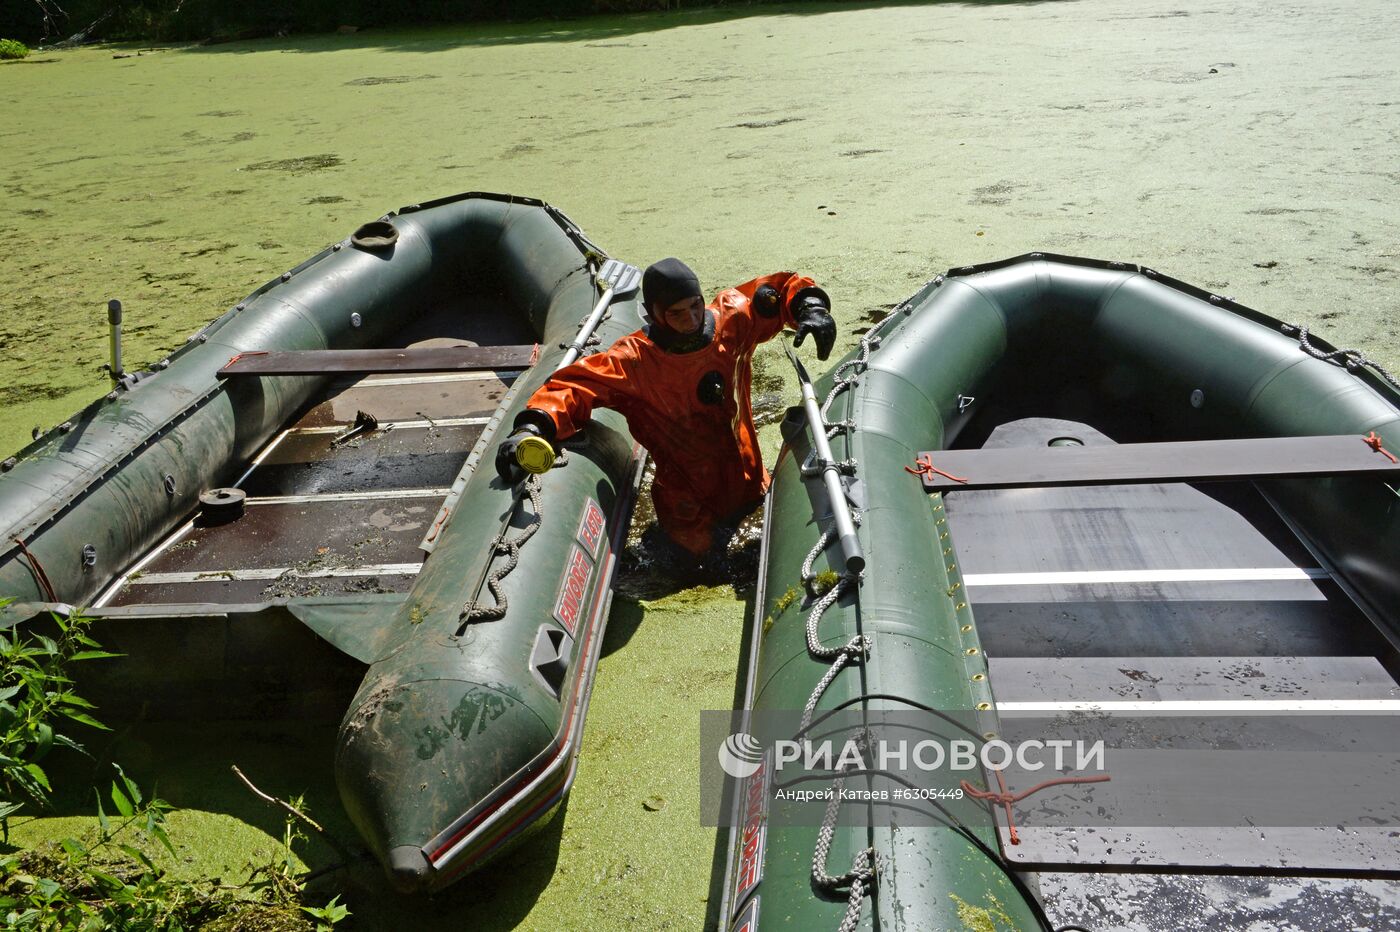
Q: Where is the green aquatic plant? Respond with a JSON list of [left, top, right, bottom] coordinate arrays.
[[811, 570, 840, 596], [0, 40, 29, 61], [770, 584, 800, 616]]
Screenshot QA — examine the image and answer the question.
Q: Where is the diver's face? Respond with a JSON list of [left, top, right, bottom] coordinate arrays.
[[659, 295, 705, 335]]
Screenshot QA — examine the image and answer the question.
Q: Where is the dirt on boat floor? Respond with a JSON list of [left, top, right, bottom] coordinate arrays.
[[4, 2, 1400, 929]]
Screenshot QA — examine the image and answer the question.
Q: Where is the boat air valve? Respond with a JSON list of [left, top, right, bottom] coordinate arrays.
[[81, 544, 97, 569], [1191, 389, 1206, 409], [529, 624, 574, 699]]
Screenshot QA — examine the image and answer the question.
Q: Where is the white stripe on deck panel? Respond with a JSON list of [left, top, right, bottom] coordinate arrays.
[[349, 371, 521, 387], [963, 568, 1329, 587], [244, 488, 451, 505], [290, 417, 488, 435], [127, 563, 423, 585], [996, 699, 1400, 714]]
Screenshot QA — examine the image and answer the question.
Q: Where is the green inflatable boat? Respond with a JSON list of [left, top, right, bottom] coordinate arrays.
[[720, 254, 1400, 930], [0, 192, 645, 892]]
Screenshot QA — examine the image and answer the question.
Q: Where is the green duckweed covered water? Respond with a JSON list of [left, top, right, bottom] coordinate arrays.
[[3, 2, 1399, 928]]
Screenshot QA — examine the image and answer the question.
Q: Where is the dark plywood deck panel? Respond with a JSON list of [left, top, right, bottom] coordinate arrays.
[[296, 373, 516, 427], [240, 424, 481, 497], [972, 597, 1390, 659], [136, 497, 437, 575], [108, 294, 531, 612], [109, 572, 417, 606]]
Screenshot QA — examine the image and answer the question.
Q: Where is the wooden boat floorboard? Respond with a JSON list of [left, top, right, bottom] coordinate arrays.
[[99, 300, 524, 611], [946, 417, 1400, 882]]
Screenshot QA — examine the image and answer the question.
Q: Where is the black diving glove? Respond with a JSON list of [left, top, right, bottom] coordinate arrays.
[[793, 296, 837, 361], [494, 423, 553, 485]]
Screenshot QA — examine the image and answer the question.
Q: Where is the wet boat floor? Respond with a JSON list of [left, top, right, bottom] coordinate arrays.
[[103, 301, 531, 608], [943, 418, 1400, 926]]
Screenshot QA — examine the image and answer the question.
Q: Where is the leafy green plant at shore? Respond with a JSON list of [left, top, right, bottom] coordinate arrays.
[[0, 606, 117, 837], [1, 767, 349, 930], [0, 606, 351, 930], [0, 40, 29, 60]]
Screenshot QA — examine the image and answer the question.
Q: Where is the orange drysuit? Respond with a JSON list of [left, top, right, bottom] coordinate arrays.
[[525, 273, 823, 555]]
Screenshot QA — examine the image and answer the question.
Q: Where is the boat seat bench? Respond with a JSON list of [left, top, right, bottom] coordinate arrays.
[[216, 344, 538, 378], [916, 434, 1400, 491]]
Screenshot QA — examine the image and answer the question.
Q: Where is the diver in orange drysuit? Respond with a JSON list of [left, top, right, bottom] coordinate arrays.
[[495, 258, 836, 555]]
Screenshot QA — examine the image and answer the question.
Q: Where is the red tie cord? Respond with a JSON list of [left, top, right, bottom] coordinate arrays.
[[223, 351, 269, 368], [528, 343, 541, 367], [12, 537, 57, 602], [960, 771, 1112, 846], [1363, 431, 1398, 464], [905, 453, 969, 484]]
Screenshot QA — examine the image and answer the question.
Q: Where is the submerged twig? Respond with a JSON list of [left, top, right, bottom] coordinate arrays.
[[230, 764, 353, 861]]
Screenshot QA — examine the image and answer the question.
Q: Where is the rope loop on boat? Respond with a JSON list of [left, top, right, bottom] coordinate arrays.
[[801, 634, 871, 730], [459, 476, 544, 623], [789, 315, 912, 930], [812, 771, 884, 932], [820, 339, 872, 423], [1282, 323, 1400, 390]]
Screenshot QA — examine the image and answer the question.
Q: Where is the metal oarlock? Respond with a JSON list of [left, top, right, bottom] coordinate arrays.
[[107, 299, 124, 384]]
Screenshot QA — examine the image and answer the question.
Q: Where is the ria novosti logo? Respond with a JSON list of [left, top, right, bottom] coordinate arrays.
[[718, 732, 765, 779], [718, 730, 1106, 779]]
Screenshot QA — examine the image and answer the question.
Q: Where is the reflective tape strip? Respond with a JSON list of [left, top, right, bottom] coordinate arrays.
[[126, 563, 423, 585], [347, 371, 521, 387], [963, 568, 1329, 587], [290, 417, 489, 435], [229, 428, 293, 488], [997, 699, 1400, 714], [244, 488, 451, 505]]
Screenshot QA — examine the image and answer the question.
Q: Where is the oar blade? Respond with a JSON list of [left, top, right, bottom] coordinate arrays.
[[599, 259, 642, 297], [782, 335, 812, 384]]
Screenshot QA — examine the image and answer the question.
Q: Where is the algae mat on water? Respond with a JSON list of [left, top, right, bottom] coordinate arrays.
[[3, 2, 1399, 929]]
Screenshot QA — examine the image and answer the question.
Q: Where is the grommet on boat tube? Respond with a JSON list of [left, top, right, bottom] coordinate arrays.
[[351, 220, 399, 251]]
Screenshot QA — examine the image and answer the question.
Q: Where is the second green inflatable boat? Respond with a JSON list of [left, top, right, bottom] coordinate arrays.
[[719, 253, 1400, 931]]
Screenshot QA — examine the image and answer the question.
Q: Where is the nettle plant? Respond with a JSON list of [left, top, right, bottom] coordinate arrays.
[[0, 607, 351, 930], [0, 606, 116, 834]]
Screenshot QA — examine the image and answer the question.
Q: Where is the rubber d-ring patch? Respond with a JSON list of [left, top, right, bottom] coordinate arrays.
[[350, 220, 399, 251]]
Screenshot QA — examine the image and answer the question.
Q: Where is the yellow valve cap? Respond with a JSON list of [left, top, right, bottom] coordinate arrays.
[[515, 435, 556, 475]]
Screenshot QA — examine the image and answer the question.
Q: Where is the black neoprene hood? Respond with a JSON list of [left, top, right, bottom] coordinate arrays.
[[642, 257, 702, 312]]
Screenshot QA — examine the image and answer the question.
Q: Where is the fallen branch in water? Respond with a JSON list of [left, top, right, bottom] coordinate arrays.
[[231, 763, 354, 861]]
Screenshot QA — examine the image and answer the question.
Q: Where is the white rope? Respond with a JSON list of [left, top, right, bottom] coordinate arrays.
[[790, 317, 899, 931]]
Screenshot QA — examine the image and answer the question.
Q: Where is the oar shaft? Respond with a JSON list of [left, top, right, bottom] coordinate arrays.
[[797, 376, 865, 574], [559, 285, 616, 370]]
